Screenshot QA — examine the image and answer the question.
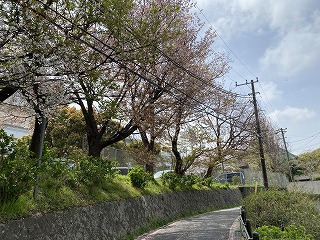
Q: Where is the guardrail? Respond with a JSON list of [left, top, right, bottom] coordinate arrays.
[[239, 206, 259, 240]]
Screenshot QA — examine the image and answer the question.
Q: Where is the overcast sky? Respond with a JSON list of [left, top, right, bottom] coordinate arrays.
[[195, 0, 320, 155]]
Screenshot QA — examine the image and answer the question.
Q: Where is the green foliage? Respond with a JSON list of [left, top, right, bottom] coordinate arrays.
[[128, 166, 153, 189], [0, 134, 35, 203], [180, 174, 201, 188], [0, 193, 36, 222], [296, 148, 320, 176], [45, 106, 86, 158], [160, 171, 181, 190], [231, 175, 241, 185], [0, 129, 14, 160], [39, 148, 77, 190], [75, 156, 118, 186], [256, 225, 314, 240], [201, 176, 214, 187], [242, 190, 320, 238], [200, 177, 229, 189], [160, 172, 230, 190], [209, 182, 230, 189]]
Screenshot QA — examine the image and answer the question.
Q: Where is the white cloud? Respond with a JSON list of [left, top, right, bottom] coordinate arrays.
[[269, 106, 316, 122], [258, 81, 282, 101], [196, 0, 320, 75], [197, 0, 318, 36], [259, 25, 320, 76]]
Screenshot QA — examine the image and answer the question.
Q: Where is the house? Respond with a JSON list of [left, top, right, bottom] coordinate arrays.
[[0, 93, 33, 139]]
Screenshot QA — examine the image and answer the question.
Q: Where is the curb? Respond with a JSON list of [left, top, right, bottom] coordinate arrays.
[[228, 216, 242, 240]]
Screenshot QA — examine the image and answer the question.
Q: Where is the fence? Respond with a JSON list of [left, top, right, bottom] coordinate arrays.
[[239, 206, 259, 240], [100, 146, 132, 166]]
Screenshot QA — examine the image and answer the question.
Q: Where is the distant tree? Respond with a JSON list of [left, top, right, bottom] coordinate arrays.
[[261, 118, 286, 173], [298, 148, 320, 179], [45, 106, 86, 158], [200, 93, 255, 177]]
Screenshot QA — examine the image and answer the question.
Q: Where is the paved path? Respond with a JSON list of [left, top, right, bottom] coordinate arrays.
[[136, 207, 241, 240]]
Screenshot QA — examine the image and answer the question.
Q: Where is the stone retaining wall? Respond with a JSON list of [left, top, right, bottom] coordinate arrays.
[[0, 189, 242, 240]]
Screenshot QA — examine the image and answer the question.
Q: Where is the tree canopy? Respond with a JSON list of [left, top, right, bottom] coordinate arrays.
[[0, 0, 283, 176]]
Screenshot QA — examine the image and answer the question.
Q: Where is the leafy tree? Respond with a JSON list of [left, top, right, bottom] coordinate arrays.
[[297, 148, 320, 179], [200, 94, 255, 177], [125, 140, 161, 166], [48, 0, 191, 158], [45, 106, 86, 158], [0, 0, 74, 157], [129, 1, 230, 174], [1, 0, 232, 166]]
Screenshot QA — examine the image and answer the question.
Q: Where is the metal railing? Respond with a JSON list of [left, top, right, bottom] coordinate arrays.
[[239, 206, 259, 240]]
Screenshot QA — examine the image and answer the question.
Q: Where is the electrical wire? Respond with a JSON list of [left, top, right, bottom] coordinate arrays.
[[195, 5, 257, 79], [195, 3, 285, 132], [291, 132, 320, 153], [85, 0, 245, 99]]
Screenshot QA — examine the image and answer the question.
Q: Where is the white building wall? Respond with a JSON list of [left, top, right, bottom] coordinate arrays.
[[2, 124, 30, 139]]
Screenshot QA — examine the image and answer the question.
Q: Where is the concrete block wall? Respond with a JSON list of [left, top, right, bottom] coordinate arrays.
[[287, 180, 320, 195], [0, 189, 242, 240]]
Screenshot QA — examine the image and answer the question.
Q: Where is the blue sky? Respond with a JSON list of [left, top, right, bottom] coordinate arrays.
[[195, 0, 320, 155]]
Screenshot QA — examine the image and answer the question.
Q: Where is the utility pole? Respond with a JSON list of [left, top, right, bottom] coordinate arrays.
[[236, 78, 268, 189], [33, 115, 47, 201], [276, 128, 293, 181]]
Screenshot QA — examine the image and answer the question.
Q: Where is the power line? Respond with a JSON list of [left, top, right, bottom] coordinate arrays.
[[195, 3, 283, 131], [291, 132, 320, 151], [85, 0, 244, 99], [195, 4, 257, 79], [290, 131, 320, 143]]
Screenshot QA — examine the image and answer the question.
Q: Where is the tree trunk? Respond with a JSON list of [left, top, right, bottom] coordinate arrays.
[[171, 109, 184, 176], [77, 94, 138, 159], [171, 123, 185, 176], [145, 137, 155, 173], [87, 133, 102, 158], [139, 127, 155, 173], [205, 164, 214, 178], [172, 139, 183, 176]]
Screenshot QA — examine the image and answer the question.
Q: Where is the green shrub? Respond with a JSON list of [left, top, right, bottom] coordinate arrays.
[[256, 225, 314, 240], [180, 174, 201, 187], [210, 182, 229, 189], [242, 190, 320, 238], [201, 176, 214, 187], [160, 171, 180, 190], [0, 135, 36, 203], [75, 157, 118, 186], [128, 166, 153, 189], [0, 129, 14, 160]]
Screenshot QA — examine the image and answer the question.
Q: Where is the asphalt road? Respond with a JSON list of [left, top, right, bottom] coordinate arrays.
[[136, 207, 241, 240]]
